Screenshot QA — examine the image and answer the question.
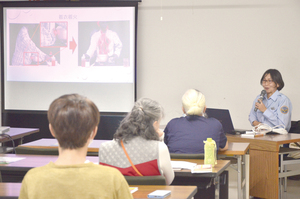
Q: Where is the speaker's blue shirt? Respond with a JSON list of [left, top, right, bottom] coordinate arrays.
[[164, 115, 227, 154], [249, 90, 292, 131]]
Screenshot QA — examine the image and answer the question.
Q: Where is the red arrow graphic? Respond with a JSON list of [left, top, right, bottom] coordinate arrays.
[[69, 37, 77, 54]]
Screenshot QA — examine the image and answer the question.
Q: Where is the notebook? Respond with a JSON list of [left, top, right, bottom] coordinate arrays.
[[205, 108, 236, 135]]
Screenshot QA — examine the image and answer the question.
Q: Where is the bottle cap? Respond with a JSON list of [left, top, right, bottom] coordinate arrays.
[[207, 138, 212, 142]]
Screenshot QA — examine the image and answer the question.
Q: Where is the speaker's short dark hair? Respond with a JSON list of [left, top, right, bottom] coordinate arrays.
[[260, 69, 284, 91]]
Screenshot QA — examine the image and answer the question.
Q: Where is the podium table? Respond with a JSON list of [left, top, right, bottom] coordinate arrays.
[[227, 133, 300, 199]]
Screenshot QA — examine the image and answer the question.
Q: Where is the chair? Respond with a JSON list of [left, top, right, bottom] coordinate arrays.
[[124, 175, 166, 185], [15, 146, 98, 156], [170, 153, 204, 159], [15, 146, 59, 155], [278, 147, 300, 199], [278, 120, 300, 198], [86, 151, 98, 156]]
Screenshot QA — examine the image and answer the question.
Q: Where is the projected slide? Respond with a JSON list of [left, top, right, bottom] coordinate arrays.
[[5, 7, 134, 83]]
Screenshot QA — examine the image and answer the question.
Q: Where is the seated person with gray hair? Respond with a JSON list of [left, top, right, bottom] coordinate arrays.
[[164, 89, 228, 154], [99, 98, 174, 185]]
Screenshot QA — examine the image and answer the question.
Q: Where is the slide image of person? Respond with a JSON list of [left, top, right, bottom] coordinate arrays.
[[79, 21, 130, 66]]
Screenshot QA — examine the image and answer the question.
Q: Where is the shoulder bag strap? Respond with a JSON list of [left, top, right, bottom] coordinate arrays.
[[120, 140, 143, 176]]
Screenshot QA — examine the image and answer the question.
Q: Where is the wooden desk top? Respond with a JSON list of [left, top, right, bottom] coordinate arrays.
[[0, 128, 39, 143], [20, 138, 249, 156], [171, 159, 230, 178], [227, 133, 300, 152], [0, 183, 197, 199], [218, 142, 250, 155], [0, 154, 98, 171], [132, 185, 198, 199], [0, 183, 21, 198], [20, 138, 106, 152]]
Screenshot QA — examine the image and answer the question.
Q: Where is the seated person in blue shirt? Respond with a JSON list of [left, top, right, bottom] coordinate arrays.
[[164, 89, 228, 154], [249, 69, 292, 132]]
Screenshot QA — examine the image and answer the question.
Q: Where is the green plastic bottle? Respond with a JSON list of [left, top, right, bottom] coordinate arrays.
[[204, 138, 217, 167]]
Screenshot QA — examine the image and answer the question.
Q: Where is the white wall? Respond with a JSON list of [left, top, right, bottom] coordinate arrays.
[[1, 0, 299, 129], [137, 0, 300, 129]]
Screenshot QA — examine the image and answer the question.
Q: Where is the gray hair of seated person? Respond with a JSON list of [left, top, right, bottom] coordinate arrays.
[[114, 98, 164, 143], [182, 89, 206, 116]]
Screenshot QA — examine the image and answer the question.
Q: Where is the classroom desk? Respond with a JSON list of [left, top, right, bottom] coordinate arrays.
[[19, 138, 105, 152], [172, 159, 230, 199], [0, 183, 197, 199], [0, 154, 229, 199], [0, 154, 98, 172], [227, 133, 300, 199], [0, 128, 39, 154], [0, 128, 39, 144], [219, 142, 250, 199], [20, 139, 247, 199]]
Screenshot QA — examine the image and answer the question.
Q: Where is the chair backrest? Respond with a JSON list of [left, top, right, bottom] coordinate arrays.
[[15, 146, 98, 156], [87, 151, 98, 156], [15, 146, 59, 155], [170, 153, 204, 159], [289, 120, 300, 133], [124, 175, 166, 185]]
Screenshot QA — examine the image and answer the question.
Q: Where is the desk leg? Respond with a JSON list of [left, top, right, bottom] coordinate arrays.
[[238, 153, 249, 199], [235, 153, 249, 199], [214, 176, 220, 199], [245, 154, 250, 199], [20, 137, 24, 145], [250, 149, 278, 199], [237, 155, 242, 199]]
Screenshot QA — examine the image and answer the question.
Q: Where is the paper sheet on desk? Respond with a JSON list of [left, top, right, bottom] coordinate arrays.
[[241, 131, 264, 138], [171, 161, 197, 170], [0, 157, 25, 164]]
